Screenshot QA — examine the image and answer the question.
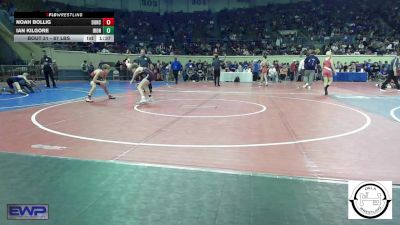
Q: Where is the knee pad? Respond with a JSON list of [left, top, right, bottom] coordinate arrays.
[[90, 81, 95, 86]]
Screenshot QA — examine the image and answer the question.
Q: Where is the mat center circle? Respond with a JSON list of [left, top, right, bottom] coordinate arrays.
[[134, 99, 267, 118]]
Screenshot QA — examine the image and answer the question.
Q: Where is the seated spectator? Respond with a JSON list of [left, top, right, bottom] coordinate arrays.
[[237, 62, 243, 72], [279, 64, 288, 82], [229, 61, 238, 72], [381, 61, 390, 75], [343, 62, 349, 72], [34, 0, 400, 56], [196, 60, 205, 81], [101, 48, 110, 53], [268, 66, 278, 82]]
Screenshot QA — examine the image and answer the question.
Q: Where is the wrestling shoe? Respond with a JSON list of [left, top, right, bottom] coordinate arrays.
[[85, 96, 93, 102], [18, 90, 28, 95], [139, 98, 148, 104]]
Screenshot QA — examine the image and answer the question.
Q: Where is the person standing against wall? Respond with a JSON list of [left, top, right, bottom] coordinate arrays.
[[52, 60, 59, 81], [260, 55, 269, 86], [88, 62, 94, 77], [290, 60, 298, 81], [297, 58, 305, 82], [81, 60, 88, 80]]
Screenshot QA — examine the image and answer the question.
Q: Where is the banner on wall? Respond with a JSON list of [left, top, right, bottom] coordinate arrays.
[[234, 0, 251, 7], [140, 0, 160, 12], [188, 0, 208, 12]]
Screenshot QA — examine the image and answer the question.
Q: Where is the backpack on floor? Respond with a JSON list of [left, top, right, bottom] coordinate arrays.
[[234, 76, 240, 82]]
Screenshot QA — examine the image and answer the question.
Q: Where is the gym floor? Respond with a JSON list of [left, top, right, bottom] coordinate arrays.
[[1, 80, 399, 225]]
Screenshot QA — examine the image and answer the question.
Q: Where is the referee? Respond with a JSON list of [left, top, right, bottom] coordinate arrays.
[[212, 54, 224, 86], [135, 49, 152, 68], [380, 51, 400, 91], [41, 51, 57, 88]]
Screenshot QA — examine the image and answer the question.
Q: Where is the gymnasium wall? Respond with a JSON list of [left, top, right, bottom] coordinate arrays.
[[47, 49, 395, 71]]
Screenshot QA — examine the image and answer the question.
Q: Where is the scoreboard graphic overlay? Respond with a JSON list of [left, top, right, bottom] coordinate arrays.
[[14, 12, 114, 42]]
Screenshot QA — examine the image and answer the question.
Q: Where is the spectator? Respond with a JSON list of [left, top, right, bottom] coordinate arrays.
[[290, 60, 298, 81], [260, 55, 269, 86], [237, 62, 243, 72], [229, 61, 238, 72], [28, 59, 38, 79], [88, 62, 95, 77], [115, 60, 122, 73], [197, 60, 207, 81], [81, 60, 88, 79], [268, 66, 278, 83], [53, 60, 59, 81], [101, 47, 110, 53], [34, 0, 400, 56], [298, 58, 305, 82], [121, 59, 129, 80], [184, 60, 195, 81], [279, 64, 288, 82]]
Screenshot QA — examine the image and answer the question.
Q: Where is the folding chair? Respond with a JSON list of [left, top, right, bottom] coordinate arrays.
[[112, 70, 120, 80]]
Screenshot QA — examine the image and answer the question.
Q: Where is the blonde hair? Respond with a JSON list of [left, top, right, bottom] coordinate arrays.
[[101, 64, 110, 70], [128, 63, 139, 71], [326, 50, 332, 57]]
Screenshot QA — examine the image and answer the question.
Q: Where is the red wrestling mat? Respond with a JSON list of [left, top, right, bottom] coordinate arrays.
[[2, 82, 400, 183]]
